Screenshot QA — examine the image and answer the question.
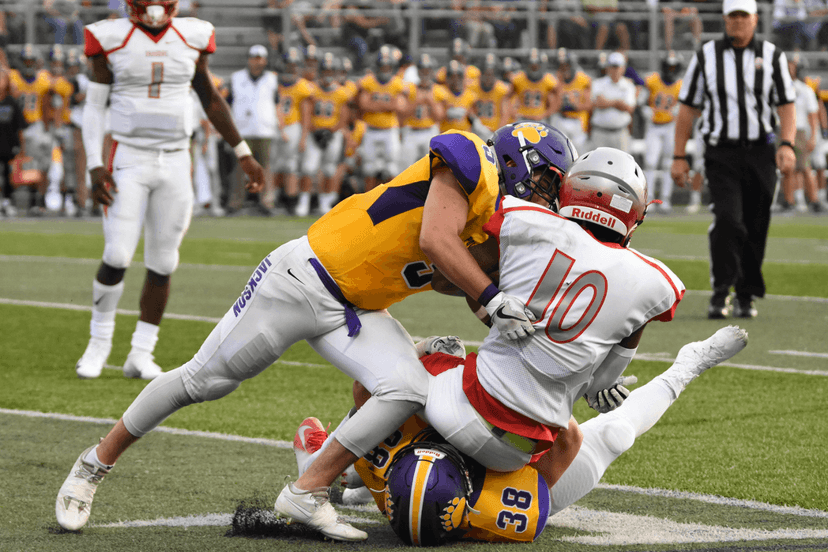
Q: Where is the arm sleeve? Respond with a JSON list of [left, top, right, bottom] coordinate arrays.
[[583, 344, 637, 399], [82, 81, 111, 170]]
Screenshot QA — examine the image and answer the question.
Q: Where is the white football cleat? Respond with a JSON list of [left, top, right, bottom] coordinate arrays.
[[669, 325, 749, 387], [55, 446, 111, 531], [342, 486, 374, 506], [415, 335, 466, 359], [123, 350, 163, 380], [76, 338, 112, 379], [294, 417, 328, 478], [275, 483, 367, 541]]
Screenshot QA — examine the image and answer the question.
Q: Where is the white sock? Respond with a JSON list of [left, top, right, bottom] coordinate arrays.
[[689, 190, 702, 205], [794, 188, 806, 206], [818, 188, 827, 202], [297, 191, 310, 208], [130, 320, 160, 355], [83, 446, 114, 470], [90, 280, 124, 341], [660, 174, 673, 204], [549, 377, 676, 515]]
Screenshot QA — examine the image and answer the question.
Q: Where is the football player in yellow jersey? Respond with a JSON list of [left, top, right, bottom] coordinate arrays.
[[357, 45, 408, 191], [435, 39, 481, 88], [439, 61, 478, 134], [471, 53, 513, 134], [10, 44, 52, 125], [63, 124, 561, 542], [273, 47, 314, 215], [48, 46, 73, 126], [643, 51, 683, 213], [510, 48, 560, 123], [286, 325, 747, 546], [300, 53, 355, 215], [551, 48, 591, 154], [400, 53, 448, 169]]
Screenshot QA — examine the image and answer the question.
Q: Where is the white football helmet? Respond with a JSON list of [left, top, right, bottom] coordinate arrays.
[[559, 147, 649, 246]]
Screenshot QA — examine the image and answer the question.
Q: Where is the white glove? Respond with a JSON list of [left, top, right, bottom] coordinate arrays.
[[484, 292, 536, 341], [585, 375, 638, 413]]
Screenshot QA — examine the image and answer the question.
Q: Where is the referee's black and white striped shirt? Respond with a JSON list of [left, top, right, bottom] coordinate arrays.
[[678, 36, 796, 147]]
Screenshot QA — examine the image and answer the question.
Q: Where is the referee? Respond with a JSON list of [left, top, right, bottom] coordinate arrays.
[[671, 0, 796, 320]]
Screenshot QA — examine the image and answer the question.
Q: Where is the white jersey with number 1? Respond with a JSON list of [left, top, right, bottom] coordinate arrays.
[[83, 17, 216, 150], [475, 196, 685, 429]]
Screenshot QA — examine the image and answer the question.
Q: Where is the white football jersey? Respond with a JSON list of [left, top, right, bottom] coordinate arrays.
[[84, 17, 216, 150], [476, 196, 685, 429]]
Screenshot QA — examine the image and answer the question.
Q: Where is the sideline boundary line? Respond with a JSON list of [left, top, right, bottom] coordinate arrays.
[[4, 407, 826, 519]]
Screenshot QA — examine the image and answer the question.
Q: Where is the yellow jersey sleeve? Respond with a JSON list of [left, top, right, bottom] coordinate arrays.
[[306, 130, 499, 310], [280, 78, 314, 126], [646, 74, 682, 124]]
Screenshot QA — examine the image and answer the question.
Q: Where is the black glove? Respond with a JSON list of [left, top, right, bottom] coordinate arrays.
[[313, 129, 334, 149]]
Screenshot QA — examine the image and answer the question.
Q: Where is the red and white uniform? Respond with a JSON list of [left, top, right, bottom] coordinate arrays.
[[84, 17, 215, 274], [424, 196, 685, 471]]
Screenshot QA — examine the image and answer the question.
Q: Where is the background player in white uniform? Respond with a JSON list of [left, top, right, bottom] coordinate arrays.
[[75, 0, 265, 380], [426, 144, 685, 474]]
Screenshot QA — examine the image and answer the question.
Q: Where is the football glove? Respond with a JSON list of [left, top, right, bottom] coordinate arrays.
[[585, 375, 638, 413], [484, 292, 536, 341]]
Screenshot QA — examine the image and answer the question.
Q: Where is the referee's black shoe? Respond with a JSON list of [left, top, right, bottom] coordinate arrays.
[[733, 295, 758, 318], [707, 293, 732, 319]]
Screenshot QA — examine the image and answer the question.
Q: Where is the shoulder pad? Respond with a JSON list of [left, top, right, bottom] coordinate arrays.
[[171, 18, 216, 52], [84, 19, 134, 56]]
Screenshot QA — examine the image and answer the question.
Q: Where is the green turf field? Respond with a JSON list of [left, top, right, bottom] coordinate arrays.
[[1, 212, 827, 551]]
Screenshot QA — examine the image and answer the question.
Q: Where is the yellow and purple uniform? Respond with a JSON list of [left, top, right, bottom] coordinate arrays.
[[403, 83, 450, 129], [436, 64, 481, 87], [439, 87, 478, 133], [51, 75, 74, 124], [10, 69, 52, 124], [511, 71, 557, 121], [645, 73, 682, 124], [345, 119, 366, 158], [355, 411, 550, 543], [358, 73, 407, 129], [279, 78, 315, 126], [559, 71, 591, 131], [309, 83, 354, 131], [307, 130, 499, 310], [471, 80, 512, 132]]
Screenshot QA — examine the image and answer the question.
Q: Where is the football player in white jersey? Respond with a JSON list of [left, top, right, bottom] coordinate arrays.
[[74, 0, 265, 380], [422, 129, 685, 475]]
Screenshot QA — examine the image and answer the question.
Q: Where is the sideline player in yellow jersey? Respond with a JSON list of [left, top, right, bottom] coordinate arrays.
[[400, 53, 448, 169], [643, 51, 683, 213], [436, 38, 481, 87], [439, 60, 478, 134], [471, 53, 513, 134], [511, 48, 560, 124], [10, 45, 53, 126], [300, 53, 356, 215], [358, 45, 408, 191], [551, 48, 591, 155], [54, 122, 569, 541], [273, 47, 314, 214], [804, 69, 828, 206]]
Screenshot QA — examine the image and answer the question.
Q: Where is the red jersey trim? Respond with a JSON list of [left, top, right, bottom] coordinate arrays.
[[628, 249, 684, 321], [84, 28, 104, 57], [135, 22, 171, 44], [104, 25, 137, 56], [462, 353, 559, 445], [420, 352, 463, 376]]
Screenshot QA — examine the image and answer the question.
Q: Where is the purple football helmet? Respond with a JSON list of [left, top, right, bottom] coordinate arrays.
[[384, 440, 473, 547], [488, 121, 578, 206]]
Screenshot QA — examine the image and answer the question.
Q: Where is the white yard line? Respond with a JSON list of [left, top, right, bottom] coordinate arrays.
[[0, 254, 253, 272], [770, 350, 828, 359], [548, 506, 828, 545], [2, 297, 827, 377], [4, 407, 826, 522]]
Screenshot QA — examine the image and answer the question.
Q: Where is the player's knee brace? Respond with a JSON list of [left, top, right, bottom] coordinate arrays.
[[96, 262, 127, 286], [597, 416, 636, 458], [123, 368, 195, 437]]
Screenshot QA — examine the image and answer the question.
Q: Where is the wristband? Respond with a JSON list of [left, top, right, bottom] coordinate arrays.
[[478, 283, 500, 307], [673, 155, 689, 161], [473, 304, 489, 322], [778, 140, 795, 152], [233, 140, 253, 159]]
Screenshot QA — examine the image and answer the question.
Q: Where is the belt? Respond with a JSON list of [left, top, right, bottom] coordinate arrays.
[[476, 412, 539, 455], [592, 124, 627, 132], [707, 138, 768, 148], [308, 258, 362, 337]]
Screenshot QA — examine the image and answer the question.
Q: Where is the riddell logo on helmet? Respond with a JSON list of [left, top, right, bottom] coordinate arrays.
[[570, 207, 612, 226]]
